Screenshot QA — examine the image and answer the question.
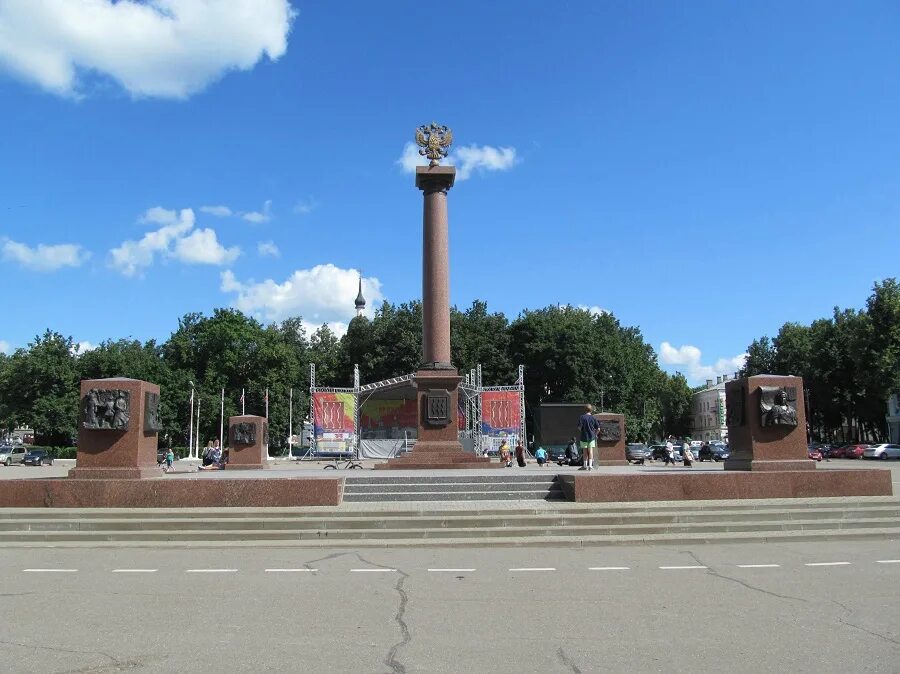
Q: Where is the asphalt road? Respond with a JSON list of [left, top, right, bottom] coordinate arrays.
[[1, 540, 898, 673]]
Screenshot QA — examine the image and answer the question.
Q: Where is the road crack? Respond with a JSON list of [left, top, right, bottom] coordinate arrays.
[[831, 600, 900, 645], [683, 550, 807, 604], [300, 551, 411, 674], [556, 646, 582, 673], [0, 639, 153, 673]]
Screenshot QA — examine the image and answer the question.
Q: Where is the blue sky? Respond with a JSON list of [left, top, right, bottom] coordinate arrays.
[[1, 1, 898, 385]]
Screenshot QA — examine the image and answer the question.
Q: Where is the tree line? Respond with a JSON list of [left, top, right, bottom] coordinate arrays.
[[0, 300, 700, 449], [741, 278, 900, 442]]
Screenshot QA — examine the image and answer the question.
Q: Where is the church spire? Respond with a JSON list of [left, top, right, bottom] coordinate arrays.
[[354, 276, 366, 317]]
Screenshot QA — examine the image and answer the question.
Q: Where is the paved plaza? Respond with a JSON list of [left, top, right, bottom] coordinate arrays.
[[3, 457, 899, 483]]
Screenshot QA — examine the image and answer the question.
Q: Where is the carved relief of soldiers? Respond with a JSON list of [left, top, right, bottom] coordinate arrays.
[[84, 389, 100, 428], [113, 393, 129, 430]]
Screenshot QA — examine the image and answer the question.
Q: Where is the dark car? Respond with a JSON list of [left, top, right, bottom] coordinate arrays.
[[22, 449, 53, 466], [649, 445, 670, 461], [546, 445, 568, 462], [698, 445, 730, 462], [625, 443, 650, 464]]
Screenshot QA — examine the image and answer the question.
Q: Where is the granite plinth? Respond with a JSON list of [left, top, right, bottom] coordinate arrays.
[[227, 415, 268, 470], [0, 477, 344, 508], [725, 375, 812, 471], [70, 378, 159, 480], [376, 368, 490, 469], [558, 469, 892, 502], [594, 413, 626, 466]]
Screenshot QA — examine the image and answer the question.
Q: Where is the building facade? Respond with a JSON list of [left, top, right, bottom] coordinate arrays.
[[690, 376, 734, 442], [888, 393, 900, 444]]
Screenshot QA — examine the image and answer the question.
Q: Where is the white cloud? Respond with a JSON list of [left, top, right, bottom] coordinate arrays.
[[1, 238, 90, 271], [174, 228, 240, 265], [220, 264, 383, 336], [257, 241, 280, 257], [199, 205, 233, 217], [109, 206, 239, 276], [0, 0, 296, 99], [293, 198, 317, 215], [577, 304, 607, 316], [70, 340, 96, 355], [0, 340, 10, 354], [397, 141, 518, 181], [242, 200, 272, 224], [659, 342, 748, 385]]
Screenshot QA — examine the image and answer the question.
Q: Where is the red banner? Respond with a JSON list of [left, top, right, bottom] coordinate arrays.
[[481, 391, 520, 436]]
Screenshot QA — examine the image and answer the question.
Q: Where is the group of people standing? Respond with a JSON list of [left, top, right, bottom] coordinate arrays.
[[663, 436, 694, 467]]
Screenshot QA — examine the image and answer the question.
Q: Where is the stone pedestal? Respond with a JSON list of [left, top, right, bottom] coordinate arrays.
[[724, 375, 813, 471], [226, 415, 269, 470], [375, 370, 498, 469], [594, 413, 627, 465], [69, 378, 160, 480]]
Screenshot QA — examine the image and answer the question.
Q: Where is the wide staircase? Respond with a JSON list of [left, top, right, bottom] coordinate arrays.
[[0, 497, 898, 547], [343, 474, 564, 502]]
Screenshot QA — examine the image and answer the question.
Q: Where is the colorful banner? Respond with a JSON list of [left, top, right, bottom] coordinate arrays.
[[481, 391, 521, 437], [312, 392, 356, 439], [359, 398, 418, 439]]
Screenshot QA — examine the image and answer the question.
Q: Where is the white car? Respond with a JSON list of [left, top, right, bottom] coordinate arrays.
[[863, 444, 900, 460], [0, 445, 26, 466]]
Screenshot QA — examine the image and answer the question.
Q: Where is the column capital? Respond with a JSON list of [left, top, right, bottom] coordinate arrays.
[[415, 165, 456, 192]]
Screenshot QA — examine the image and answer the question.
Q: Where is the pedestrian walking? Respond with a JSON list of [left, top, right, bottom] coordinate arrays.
[[682, 439, 692, 467], [665, 437, 676, 466], [683, 442, 694, 468], [515, 443, 526, 467], [535, 446, 548, 466], [577, 404, 601, 471], [165, 447, 175, 473]]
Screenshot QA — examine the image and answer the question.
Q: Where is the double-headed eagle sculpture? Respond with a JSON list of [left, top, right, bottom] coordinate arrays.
[[415, 122, 453, 166]]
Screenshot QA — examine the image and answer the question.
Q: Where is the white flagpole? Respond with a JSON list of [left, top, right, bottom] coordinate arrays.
[[288, 387, 293, 459], [188, 383, 194, 460], [195, 396, 201, 459], [219, 388, 224, 450], [241, 388, 245, 416], [265, 388, 269, 458]]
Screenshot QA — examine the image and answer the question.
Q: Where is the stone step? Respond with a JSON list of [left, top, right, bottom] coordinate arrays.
[[343, 482, 561, 494], [343, 490, 564, 502], [0, 497, 895, 519], [3, 527, 899, 549], [346, 474, 559, 484], [0, 517, 896, 544], [2, 507, 897, 532]]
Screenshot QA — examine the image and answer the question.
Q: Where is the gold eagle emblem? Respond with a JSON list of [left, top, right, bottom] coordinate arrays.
[[415, 122, 453, 166]]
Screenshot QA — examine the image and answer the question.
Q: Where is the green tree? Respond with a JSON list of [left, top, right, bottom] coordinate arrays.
[[0, 331, 79, 445]]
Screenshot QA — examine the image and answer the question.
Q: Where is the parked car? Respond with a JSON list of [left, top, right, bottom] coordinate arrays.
[[649, 445, 682, 462], [825, 445, 848, 459], [625, 443, 650, 464], [863, 444, 900, 460], [22, 449, 54, 466], [807, 447, 823, 461], [546, 445, 569, 463], [698, 445, 730, 462], [649, 445, 669, 461], [0, 445, 26, 466], [843, 444, 869, 459]]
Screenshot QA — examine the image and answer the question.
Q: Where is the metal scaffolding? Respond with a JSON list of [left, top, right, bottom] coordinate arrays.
[[308, 363, 526, 457]]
